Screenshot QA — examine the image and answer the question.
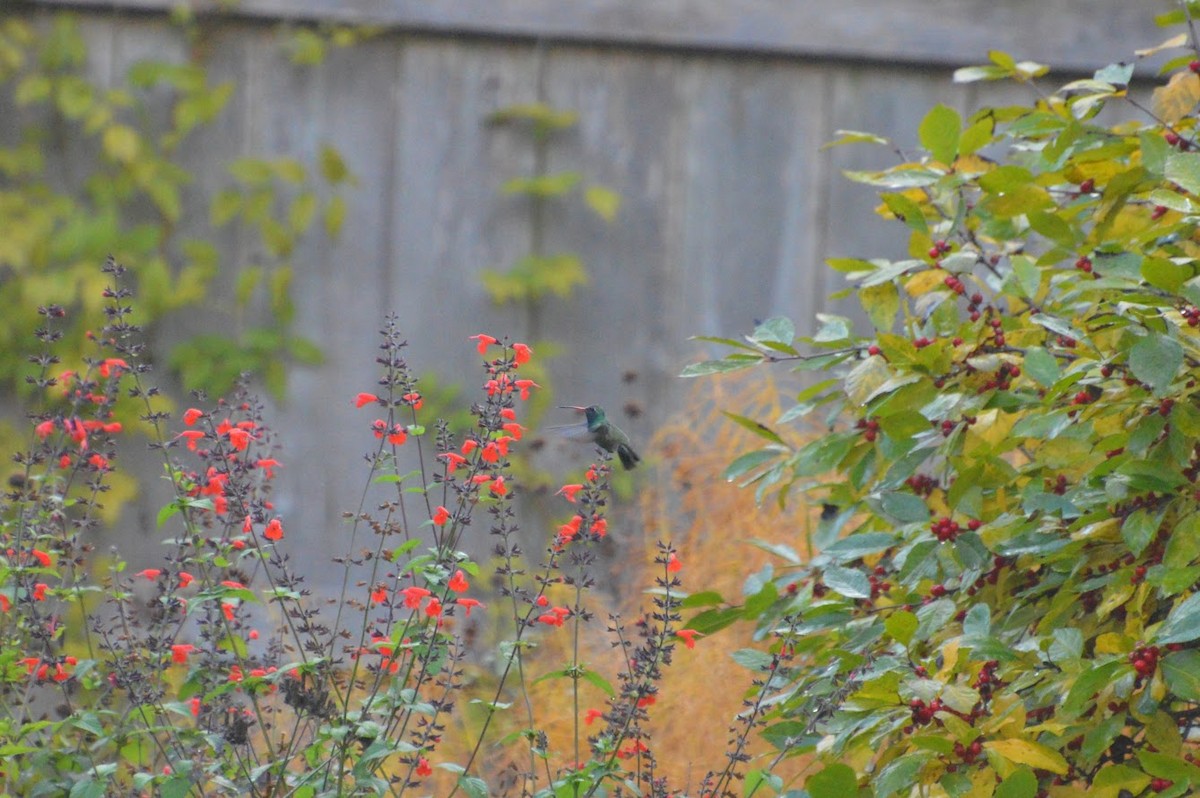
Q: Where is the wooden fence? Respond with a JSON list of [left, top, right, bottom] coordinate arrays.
[[13, 0, 1179, 582]]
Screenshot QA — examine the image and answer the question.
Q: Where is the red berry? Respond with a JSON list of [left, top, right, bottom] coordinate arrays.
[[1191, 60, 1200, 73], [867, 344, 882, 356], [1152, 205, 1168, 220], [1078, 178, 1095, 193]]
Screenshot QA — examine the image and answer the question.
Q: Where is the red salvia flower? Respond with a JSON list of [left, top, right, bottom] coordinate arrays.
[[456, 597, 482, 617], [557, 484, 583, 503], [171, 644, 194, 664], [511, 342, 532, 365], [263, 518, 284, 541], [183, 408, 204, 426], [432, 506, 451, 525], [354, 392, 379, 408], [401, 586, 431, 609], [469, 333, 498, 354], [676, 629, 701, 649], [448, 570, 469, 593]]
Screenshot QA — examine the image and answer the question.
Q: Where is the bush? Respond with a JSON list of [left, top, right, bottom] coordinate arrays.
[[2, 258, 798, 797], [687, 12, 1200, 798]]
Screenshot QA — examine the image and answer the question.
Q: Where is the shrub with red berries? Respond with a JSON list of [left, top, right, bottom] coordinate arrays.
[[689, 18, 1200, 797]]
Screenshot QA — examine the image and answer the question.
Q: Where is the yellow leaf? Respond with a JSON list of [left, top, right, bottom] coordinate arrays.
[[1153, 71, 1200, 124], [939, 640, 960, 679], [984, 739, 1069, 775], [905, 269, 948, 296], [1136, 32, 1188, 57], [102, 124, 140, 163]]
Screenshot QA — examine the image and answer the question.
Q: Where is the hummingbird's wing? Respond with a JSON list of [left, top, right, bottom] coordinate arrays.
[[547, 422, 593, 440]]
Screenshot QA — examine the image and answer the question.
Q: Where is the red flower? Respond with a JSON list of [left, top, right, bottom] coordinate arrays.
[[432, 506, 451, 525], [538, 613, 564, 627], [171, 644, 194, 664], [489, 476, 508, 496], [227, 427, 251, 451], [500, 408, 516, 421], [617, 741, 650, 760], [138, 569, 162, 581], [32, 583, 48, 601], [256, 458, 280, 477], [448, 570, 469, 593], [470, 333, 498, 354], [183, 408, 204, 426], [178, 571, 194, 588], [480, 442, 500, 463], [98, 358, 129, 378], [456, 597, 483, 617], [557, 484, 583, 503], [536, 595, 549, 607], [676, 629, 701, 649], [190, 697, 201, 717], [34, 420, 55, 439], [667, 553, 682, 573], [102, 422, 122, 434], [514, 379, 539, 400], [585, 466, 598, 482], [221, 580, 245, 589], [590, 518, 607, 537], [502, 422, 524, 440], [0, 595, 9, 612], [88, 453, 109, 470], [637, 694, 656, 709], [58, 454, 71, 469], [416, 757, 433, 777], [425, 598, 443, 617], [387, 424, 407, 446], [179, 430, 205, 450], [401, 586, 431, 609], [263, 518, 284, 541], [461, 439, 479, 456], [584, 708, 603, 725], [372, 419, 387, 438], [402, 391, 423, 410], [354, 392, 379, 408], [31, 549, 52, 567], [370, 585, 389, 604], [221, 602, 236, 621], [440, 452, 467, 472], [512, 342, 532, 365]]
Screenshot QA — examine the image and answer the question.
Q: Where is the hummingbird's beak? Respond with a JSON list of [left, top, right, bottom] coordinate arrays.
[[558, 405, 587, 413]]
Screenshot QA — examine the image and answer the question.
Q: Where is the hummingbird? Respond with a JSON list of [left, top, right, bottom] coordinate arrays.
[[557, 405, 641, 470]]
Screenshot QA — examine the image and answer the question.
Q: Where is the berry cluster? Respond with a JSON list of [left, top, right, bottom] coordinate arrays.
[[943, 273, 966, 295], [979, 362, 1018, 393], [905, 473, 937, 496], [927, 239, 953, 260], [868, 566, 890, 599], [1074, 256, 1092, 273], [966, 292, 985, 322], [1182, 305, 1200, 327], [950, 738, 984, 767], [931, 516, 962, 543], [1129, 644, 1160, 681], [914, 336, 934, 349], [856, 417, 880, 442], [907, 697, 944, 729], [973, 659, 1000, 700], [1164, 130, 1190, 150]]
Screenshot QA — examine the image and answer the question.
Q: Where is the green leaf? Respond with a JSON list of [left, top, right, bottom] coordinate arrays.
[[456, 775, 489, 798], [750, 316, 796, 346], [722, 412, 787, 445], [1162, 650, 1200, 700], [995, 768, 1038, 798], [860, 281, 900, 331], [821, 532, 897, 561], [1129, 333, 1183, 396], [918, 104, 961, 164], [324, 195, 347, 238], [1023, 347, 1059, 387], [874, 753, 926, 798], [822, 565, 871, 599], [319, 144, 349, 184], [680, 357, 761, 378], [806, 763, 858, 798], [1122, 508, 1163, 557], [880, 491, 931, 523], [1159, 592, 1200, 644], [723, 449, 781, 481], [885, 610, 918, 645], [1166, 151, 1200, 195]]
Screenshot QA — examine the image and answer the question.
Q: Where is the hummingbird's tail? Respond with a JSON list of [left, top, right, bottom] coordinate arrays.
[[616, 443, 641, 470]]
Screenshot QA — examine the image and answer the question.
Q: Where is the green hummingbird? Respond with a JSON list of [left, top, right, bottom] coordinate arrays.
[[557, 405, 641, 470]]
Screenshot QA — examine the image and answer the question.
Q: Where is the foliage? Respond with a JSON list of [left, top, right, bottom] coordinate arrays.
[[0, 12, 349, 408], [688, 11, 1200, 798], [0, 259, 786, 797]]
